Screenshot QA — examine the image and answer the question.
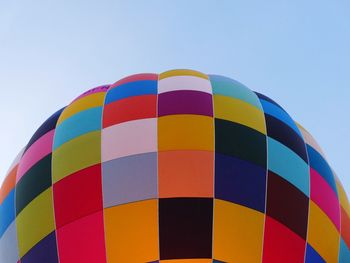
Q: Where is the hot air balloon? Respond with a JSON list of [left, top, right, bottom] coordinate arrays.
[[0, 69, 349, 263]]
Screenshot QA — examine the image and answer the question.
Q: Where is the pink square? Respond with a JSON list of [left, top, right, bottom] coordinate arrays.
[[57, 211, 107, 263]]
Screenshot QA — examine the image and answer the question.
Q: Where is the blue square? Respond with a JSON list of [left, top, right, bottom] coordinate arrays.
[[215, 153, 266, 212]]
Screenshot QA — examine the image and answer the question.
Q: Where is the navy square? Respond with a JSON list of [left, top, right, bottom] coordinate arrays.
[[215, 153, 266, 212], [21, 231, 59, 263]]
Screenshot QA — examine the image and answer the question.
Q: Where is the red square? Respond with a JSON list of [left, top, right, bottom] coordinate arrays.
[[263, 216, 306, 263], [53, 164, 103, 228], [57, 211, 106, 263], [103, 95, 157, 128]]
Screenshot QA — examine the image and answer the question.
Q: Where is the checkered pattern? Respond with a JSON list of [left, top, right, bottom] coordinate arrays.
[[0, 69, 349, 263]]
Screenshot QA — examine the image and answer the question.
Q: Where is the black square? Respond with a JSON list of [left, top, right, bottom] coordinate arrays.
[[266, 171, 309, 239], [265, 114, 308, 162], [159, 198, 213, 260], [215, 119, 267, 168]]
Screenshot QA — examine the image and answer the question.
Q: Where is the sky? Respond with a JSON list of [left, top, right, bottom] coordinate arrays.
[[0, 0, 350, 194]]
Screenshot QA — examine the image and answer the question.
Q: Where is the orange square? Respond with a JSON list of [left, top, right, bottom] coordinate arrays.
[[158, 150, 214, 198], [104, 199, 159, 262]]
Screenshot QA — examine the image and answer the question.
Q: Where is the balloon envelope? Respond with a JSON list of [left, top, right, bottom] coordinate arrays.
[[0, 69, 349, 263]]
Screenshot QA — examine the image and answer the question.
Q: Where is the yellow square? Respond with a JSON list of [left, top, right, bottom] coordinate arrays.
[[16, 187, 55, 257], [104, 199, 159, 263], [213, 199, 265, 262], [307, 201, 340, 262], [158, 115, 214, 151], [159, 69, 208, 80], [213, 95, 266, 134], [52, 131, 101, 182]]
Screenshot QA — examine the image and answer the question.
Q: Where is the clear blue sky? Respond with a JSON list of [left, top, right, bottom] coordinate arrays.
[[1, 1, 349, 194]]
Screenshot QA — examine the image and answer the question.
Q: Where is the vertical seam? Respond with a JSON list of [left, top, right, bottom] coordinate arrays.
[[13, 148, 25, 262], [156, 73, 161, 262], [301, 139, 311, 263], [51, 112, 65, 263], [257, 94, 268, 263], [208, 74, 215, 261], [100, 86, 111, 263], [334, 173, 342, 262]]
